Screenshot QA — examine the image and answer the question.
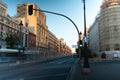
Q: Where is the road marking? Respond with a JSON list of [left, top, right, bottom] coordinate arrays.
[[9, 63, 20, 66], [13, 73, 67, 80], [8, 78, 24, 80], [48, 58, 74, 65]]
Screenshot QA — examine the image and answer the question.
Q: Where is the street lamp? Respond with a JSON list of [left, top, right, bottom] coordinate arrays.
[[79, 32, 82, 59], [18, 21, 23, 60], [82, 0, 90, 73], [46, 36, 47, 49]]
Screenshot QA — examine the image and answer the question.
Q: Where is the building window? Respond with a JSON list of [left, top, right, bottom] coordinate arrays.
[[105, 44, 110, 51], [1, 26, 3, 30], [114, 44, 120, 50], [114, 25, 118, 32], [1, 32, 3, 38]]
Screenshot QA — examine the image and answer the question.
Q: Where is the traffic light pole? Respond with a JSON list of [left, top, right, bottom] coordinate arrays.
[[83, 0, 90, 73], [33, 8, 82, 57], [34, 9, 80, 38]]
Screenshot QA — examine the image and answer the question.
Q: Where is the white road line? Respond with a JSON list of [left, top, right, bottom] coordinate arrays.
[[12, 73, 67, 80]]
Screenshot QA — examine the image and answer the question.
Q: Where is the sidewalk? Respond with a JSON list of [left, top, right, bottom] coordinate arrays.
[[67, 59, 120, 80]]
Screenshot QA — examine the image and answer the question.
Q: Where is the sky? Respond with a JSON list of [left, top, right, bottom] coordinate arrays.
[[3, 0, 103, 52]]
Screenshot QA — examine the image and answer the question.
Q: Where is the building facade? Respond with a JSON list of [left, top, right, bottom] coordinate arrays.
[[89, 17, 99, 54], [46, 30, 58, 53], [64, 45, 72, 54], [0, 1, 28, 49], [89, 0, 120, 58], [0, 0, 7, 48], [17, 3, 48, 51], [28, 32, 36, 50], [99, 0, 120, 56], [58, 38, 72, 54]]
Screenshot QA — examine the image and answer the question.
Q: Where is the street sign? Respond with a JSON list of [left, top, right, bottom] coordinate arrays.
[[83, 36, 89, 43], [72, 45, 78, 48]]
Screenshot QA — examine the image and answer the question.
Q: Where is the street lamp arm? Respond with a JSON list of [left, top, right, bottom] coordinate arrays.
[[33, 9, 80, 40]]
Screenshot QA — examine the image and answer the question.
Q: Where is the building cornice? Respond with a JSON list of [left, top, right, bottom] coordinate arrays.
[[101, 0, 120, 9]]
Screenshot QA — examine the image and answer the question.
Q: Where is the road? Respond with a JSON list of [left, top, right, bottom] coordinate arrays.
[[0, 56, 75, 80]]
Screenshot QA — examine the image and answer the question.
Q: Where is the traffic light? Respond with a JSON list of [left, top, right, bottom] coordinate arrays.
[[28, 5, 33, 15]]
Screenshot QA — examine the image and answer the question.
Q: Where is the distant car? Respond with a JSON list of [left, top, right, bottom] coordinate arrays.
[[73, 53, 79, 58]]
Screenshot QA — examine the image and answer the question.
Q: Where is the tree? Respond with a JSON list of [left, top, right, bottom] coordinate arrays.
[[4, 33, 19, 49]]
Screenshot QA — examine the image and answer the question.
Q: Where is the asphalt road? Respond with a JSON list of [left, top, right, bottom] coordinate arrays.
[[0, 56, 75, 80]]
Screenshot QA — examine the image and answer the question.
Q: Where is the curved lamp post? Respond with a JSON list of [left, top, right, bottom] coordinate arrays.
[[32, 8, 81, 56], [34, 9, 80, 41]]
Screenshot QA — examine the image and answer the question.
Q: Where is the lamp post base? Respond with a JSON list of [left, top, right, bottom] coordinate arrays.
[[82, 67, 90, 74]]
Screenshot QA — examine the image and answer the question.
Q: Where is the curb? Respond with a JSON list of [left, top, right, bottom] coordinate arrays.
[[66, 58, 78, 80]]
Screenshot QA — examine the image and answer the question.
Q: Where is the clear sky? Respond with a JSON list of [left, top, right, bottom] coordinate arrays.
[[3, 0, 103, 52]]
